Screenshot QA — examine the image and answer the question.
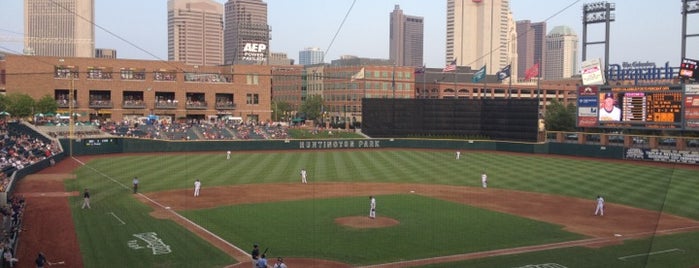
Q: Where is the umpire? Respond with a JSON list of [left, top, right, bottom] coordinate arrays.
[[251, 244, 260, 268]]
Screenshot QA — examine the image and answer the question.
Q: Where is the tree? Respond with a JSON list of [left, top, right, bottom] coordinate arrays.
[[544, 100, 576, 131], [35, 94, 59, 114], [272, 100, 292, 122], [300, 94, 324, 121], [5, 93, 35, 118]]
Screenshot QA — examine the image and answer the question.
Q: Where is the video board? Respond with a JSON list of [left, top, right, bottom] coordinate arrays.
[[594, 85, 683, 129]]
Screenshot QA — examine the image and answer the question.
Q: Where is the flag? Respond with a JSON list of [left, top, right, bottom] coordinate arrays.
[[414, 65, 426, 74], [471, 65, 486, 83], [443, 59, 457, 72], [525, 63, 539, 80], [351, 67, 365, 81], [496, 64, 511, 81]]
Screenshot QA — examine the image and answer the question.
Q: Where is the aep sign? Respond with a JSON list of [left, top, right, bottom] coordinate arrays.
[[243, 43, 267, 53], [242, 43, 267, 62]]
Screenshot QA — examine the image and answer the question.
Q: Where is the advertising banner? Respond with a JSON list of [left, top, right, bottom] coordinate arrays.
[[581, 58, 605, 86]]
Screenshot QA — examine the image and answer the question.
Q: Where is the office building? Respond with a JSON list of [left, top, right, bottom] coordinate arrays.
[[389, 5, 424, 67], [168, 0, 224, 66], [299, 47, 324, 65], [24, 0, 95, 57], [446, 0, 516, 75], [544, 26, 578, 79], [224, 0, 271, 65], [95, 48, 117, 59], [516, 20, 546, 79]]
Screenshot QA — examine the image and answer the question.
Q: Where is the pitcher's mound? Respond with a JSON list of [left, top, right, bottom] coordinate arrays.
[[335, 216, 399, 228]]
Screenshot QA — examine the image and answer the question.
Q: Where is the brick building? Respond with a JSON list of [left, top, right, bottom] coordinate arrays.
[[0, 54, 272, 123]]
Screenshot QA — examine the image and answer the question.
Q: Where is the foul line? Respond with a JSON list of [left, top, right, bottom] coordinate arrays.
[[72, 157, 250, 259], [618, 248, 684, 261], [108, 212, 126, 225]]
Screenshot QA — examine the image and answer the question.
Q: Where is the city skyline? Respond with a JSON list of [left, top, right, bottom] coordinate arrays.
[[1, 0, 696, 69]]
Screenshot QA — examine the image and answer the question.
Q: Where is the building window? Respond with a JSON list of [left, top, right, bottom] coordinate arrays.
[[246, 74, 259, 85], [246, 93, 259, 104]]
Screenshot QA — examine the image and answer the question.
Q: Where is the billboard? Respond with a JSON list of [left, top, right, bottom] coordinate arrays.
[[679, 58, 698, 81], [685, 84, 699, 129], [581, 58, 606, 86], [577, 86, 599, 127]]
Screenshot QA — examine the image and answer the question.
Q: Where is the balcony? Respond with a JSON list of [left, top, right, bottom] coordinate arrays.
[[56, 100, 77, 108], [123, 100, 146, 109], [89, 100, 113, 108], [215, 102, 236, 110], [155, 100, 178, 109], [186, 101, 208, 110]]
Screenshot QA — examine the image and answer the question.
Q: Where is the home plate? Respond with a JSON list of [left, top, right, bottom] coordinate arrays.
[[614, 234, 622, 237]]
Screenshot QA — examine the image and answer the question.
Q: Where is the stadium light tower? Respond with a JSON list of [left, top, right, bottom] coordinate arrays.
[[681, 0, 699, 60], [581, 1, 615, 83]]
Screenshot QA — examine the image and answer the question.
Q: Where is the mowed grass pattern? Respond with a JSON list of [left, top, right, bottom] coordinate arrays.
[[79, 150, 699, 219], [67, 150, 699, 267], [179, 194, 584, 265]]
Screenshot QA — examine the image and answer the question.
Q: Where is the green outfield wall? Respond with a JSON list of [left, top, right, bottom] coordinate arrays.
[[59, 137, 623, 159]]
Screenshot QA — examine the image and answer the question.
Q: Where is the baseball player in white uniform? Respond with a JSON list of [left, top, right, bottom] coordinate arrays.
[[595, 195, 605, 216], [369, 196, 376, 219], [481, 172, 488, 188], [194, 179, 201, 197], [226, 150, 231, 160], [300, 168, 308, 184], [456, 151, 461, 160]]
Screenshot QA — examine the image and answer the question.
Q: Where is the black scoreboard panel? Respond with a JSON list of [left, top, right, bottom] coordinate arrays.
[[362, 98, 538, 141]]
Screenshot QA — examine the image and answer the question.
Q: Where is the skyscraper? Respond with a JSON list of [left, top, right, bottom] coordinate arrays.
[[168, 0, 224, 66], [516, 20, 546, 79], [544, 26, 578, 79], [389, 4, 424, 67], [299, 47, 324, 65], [224, 0, 271, 65], [24, 0, 95, 57], [446, 0, 516, 75]]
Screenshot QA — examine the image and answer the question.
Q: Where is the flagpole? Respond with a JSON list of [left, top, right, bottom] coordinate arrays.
[[422, 66, 426, 99], [507, 63, 512, 99], [536, 62, 541, 116], [454, 68, 458, 99]]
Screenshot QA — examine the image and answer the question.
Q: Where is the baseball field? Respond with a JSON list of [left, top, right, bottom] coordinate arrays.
[[13, 149, 699, 268]]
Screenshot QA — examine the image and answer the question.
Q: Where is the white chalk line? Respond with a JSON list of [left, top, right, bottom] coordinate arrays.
[[108, 212, 126, 225], [72, 157, 250, 259], [618, 248, 684, 261]]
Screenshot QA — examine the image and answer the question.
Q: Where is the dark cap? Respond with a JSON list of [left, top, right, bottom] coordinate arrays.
[[604, 92, 614, 99]]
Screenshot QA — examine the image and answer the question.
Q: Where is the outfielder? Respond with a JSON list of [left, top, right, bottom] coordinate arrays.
[[300, 168, 308, 184], [194, 179, 201, 197], [481, 172, 488, 188], [226, 150, 231, 160], [594, 195, 605, 216], [456, 151, 461, 160], [369, 195, 376, 219]]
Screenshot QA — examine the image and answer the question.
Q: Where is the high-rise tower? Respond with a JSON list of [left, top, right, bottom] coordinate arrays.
[[168, 0, 224, 66], [544, 26, 578, 79], [446, 0, 516, 74], [299, 47, 324, 65], [389, 4, 424, 67], [24, 0, 95, 57], [516, 20, 546, 79], [223, 0, 271, 65]]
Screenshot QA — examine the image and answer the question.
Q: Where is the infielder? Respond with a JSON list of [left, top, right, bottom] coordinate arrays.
[[594, 195, 605, 216], [369, 195, 376, 219], [300, 168, 308, 184], [194, 179, 201, 197], [481, 172, 488, 188]]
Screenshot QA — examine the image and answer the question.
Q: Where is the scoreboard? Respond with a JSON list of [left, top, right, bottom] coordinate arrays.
[[596, 85, 684, 129]]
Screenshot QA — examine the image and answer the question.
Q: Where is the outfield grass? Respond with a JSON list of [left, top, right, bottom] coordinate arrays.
[[180, 194, 583, 265], [65, 150, 699, 267]]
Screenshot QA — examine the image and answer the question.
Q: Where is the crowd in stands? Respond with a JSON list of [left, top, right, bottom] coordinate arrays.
[[1, 121, 60, 180], [1, 195, 24, 268]]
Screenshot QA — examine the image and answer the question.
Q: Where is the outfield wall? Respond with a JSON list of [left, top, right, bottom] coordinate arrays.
[[60, 137, 623, 160]]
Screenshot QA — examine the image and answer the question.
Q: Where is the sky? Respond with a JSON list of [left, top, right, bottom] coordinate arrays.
[[1, 0, 697, 69]]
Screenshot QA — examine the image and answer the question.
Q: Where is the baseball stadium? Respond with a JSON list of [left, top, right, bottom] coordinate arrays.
[[2, 1, 699, 268]]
